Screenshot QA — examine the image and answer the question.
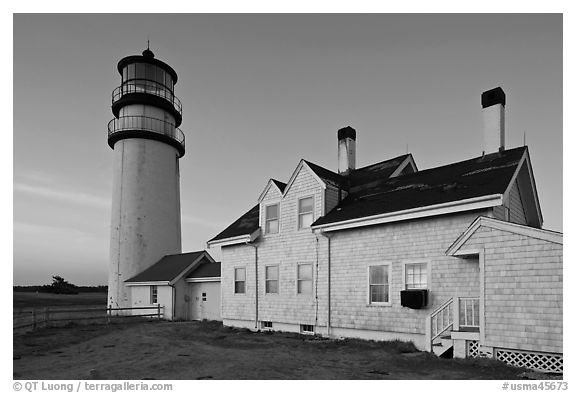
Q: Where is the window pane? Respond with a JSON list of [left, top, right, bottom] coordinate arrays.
[[235, 281, 245, 294], [299, 212, 313, 228], [266, 204, 278, 219], [235, 268, 245, 281], [127, 64, 135, 80], [122, 67, 127, 82], [145, 63, 154, 80], [406, 263, 427, 289], [165, 73, 172, 90], [266, 280, 278, 294], [266, 266, 278, 280], [370, 284, 389, 303], [299, 197, 313, 213], [266, 219, 279, 234], [298, 264, 312, 280], [370, 265, 386, 284], [298, 280, 312, 294], [135, 63, 145, 79]]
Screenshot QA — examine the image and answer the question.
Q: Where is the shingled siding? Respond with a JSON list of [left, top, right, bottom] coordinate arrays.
[[221, 244, 257, 324], [458, 227, 562, 353], [491, 180, 527, 225], [329, 211, 485, 336], [222, 165, 328, 328], [509, 181, 527, 225]]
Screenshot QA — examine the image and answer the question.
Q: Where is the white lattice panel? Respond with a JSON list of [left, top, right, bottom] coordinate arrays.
[[466, 340, 479, 358], [495, 348, 563, 374]]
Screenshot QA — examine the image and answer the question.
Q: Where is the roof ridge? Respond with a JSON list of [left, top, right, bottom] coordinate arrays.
[[383, 146, 527, 182], [354, 153, 412, 171]]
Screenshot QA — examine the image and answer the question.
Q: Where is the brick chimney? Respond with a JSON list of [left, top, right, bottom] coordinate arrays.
[[481, 87, 506, 154], [338, 126, 356, 175]]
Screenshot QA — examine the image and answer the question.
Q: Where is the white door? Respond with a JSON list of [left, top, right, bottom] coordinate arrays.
[[189, 282, 221, 321]]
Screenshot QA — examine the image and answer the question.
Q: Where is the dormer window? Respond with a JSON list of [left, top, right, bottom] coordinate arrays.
[[298, 196, 314, 229], [265, 204, 279, 234]]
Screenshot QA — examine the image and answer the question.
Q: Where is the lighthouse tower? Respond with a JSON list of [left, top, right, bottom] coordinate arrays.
[[107, 47, 184, 310]]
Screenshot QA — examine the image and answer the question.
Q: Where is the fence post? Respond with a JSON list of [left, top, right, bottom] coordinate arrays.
[[107, 305, 112, 325], [44, 307, 50, 328], [157, 304, 161, 319], [32, 308, 37, 330]]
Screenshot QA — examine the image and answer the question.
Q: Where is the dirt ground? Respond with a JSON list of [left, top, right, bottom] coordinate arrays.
[[12, 320, 532, 380]]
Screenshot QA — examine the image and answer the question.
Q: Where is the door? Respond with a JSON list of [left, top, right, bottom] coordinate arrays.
[[189, 282, 221, 321]]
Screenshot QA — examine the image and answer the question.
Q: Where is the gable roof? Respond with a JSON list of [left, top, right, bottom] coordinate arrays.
[[207, 204, 260, 245], [271, 179, 287, 193], [125, 251, 213, 284], [446, 216, 562, 257], [312, 146, 527, 229], [186, 262, 221, 279], [209, 154, 413, 245], [258, 179, 287, 203]]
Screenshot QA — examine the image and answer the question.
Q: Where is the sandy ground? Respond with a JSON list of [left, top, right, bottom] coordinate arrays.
[[12, 320, 529, 380]]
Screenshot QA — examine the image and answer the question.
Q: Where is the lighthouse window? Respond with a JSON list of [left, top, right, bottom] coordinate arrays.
[[122, 67, 127, 82], [135, 63, 146, 80], [155, 67, 165, 85], [145, 63, 155, 81], [126, 64, 135, 80], [165, 73, 173, 91]]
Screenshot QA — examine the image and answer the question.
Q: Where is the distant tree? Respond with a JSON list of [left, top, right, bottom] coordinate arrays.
[[49, 275, 79, 294]]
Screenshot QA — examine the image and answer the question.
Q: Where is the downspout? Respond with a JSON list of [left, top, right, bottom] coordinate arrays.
[[320, 230, 332, 336], [246, 241, 259, 330], [169, 284, 176, 321]]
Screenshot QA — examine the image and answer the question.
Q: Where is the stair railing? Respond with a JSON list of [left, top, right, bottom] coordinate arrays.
[[426, 297, 454, 351]]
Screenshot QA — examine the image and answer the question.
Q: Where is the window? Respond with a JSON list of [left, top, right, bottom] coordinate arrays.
[[265, 265, 279, 294], [297, 264, 313, 295], [265, 204, 279, 234], [300, 324, 314, 334], [405, 263, 428, 289], [369, 265, 390, 304], [261, 321, 273, 329], [298, 197, 314, 229], [234, 267, 246, 294], [150, 285, 158, 304]]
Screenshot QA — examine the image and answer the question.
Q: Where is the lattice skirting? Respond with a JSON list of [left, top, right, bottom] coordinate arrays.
[[466, 340, 479, 358], [495, 348, 563, 374]]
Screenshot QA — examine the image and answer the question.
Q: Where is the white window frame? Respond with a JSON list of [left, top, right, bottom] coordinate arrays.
[[265, 264, 279, 294], [264, 203, 280, 235], [296, 263, 313, 295], [297, 196, 315, 230], [367, 263, 391, 306], [300, 324, 315, 335], [150, 285, 158, 304], [401, 260, 431, 290], [234, 267, 246, 295]]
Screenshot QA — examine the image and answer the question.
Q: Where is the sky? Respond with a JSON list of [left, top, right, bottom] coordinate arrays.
[[12, 14, 562, 286]]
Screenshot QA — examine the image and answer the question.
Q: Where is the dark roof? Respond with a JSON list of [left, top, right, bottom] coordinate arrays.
[[348, 154, 414, 191], [271, 179, 287, 193], [303, 160, 348, 189], [208, 204, 260, 243], [125, 251, 206, 283], [313, 147, 527, 226], [209, 155, 412, 243], [187, 262, 221, 279]]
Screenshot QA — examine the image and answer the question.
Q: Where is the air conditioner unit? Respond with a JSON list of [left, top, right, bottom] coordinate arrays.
[[400, 289, 428, 309]]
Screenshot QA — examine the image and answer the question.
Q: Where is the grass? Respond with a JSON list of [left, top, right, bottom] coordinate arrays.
[[13, 292, 107, 309], [13, 320, 529, 380]]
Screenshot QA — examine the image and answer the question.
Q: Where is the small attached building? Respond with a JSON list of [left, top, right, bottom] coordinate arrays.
[[125, 251, 220, 321]]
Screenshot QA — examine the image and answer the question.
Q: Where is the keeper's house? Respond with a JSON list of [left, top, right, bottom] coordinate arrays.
[[207, 87, 563, 373]]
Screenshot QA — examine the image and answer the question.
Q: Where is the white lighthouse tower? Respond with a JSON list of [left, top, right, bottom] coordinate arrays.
[[107, 47, 184, 310]]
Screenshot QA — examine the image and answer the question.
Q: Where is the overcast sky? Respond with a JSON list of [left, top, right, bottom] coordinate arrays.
[[13, 14, 562, 286]]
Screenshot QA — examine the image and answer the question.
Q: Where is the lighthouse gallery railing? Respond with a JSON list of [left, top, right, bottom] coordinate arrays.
[[108, 116, 185, 148]]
